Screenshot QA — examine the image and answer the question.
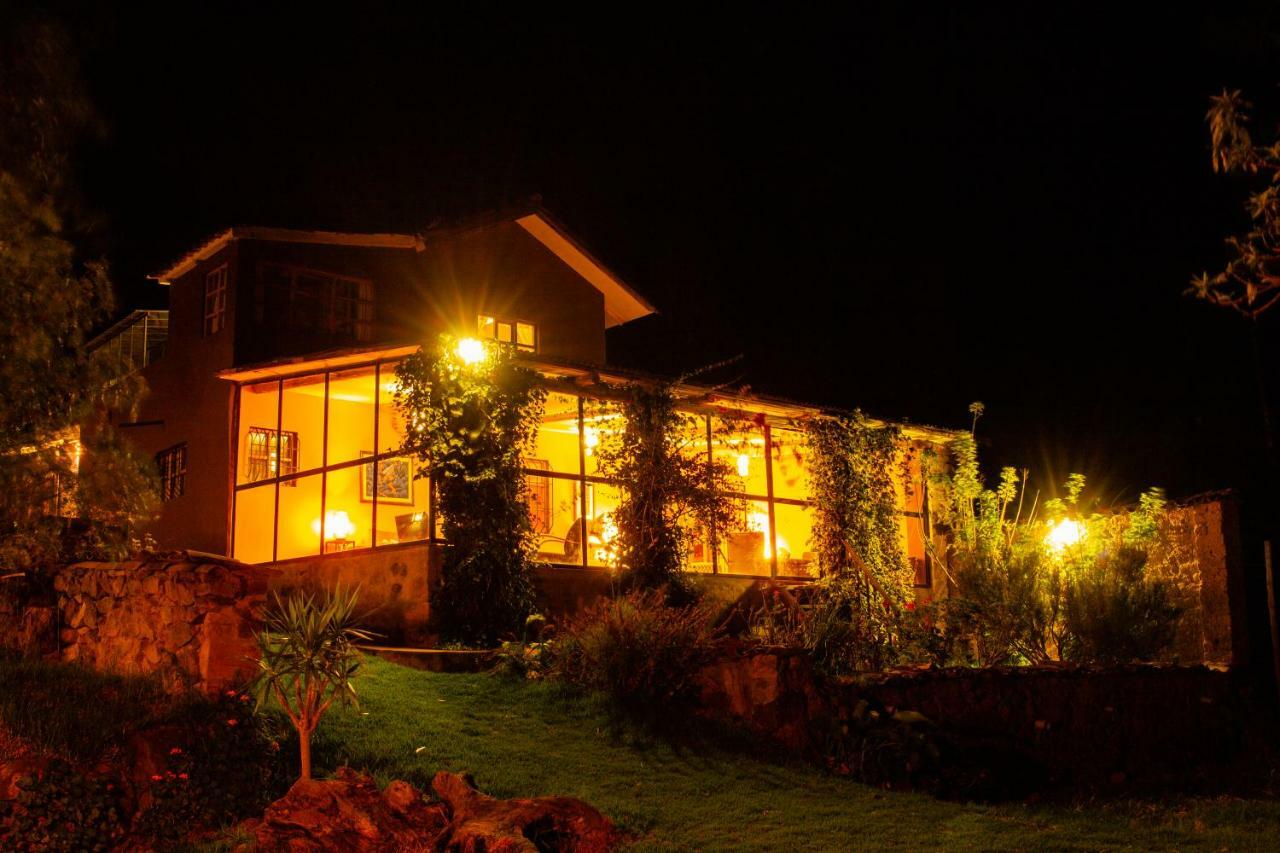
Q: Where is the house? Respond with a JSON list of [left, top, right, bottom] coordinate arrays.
[[94, 205, 956, 640]]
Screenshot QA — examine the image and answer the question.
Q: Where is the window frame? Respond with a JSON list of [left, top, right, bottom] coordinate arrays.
[[228, 361, 934, 580], [245, 426, 299, 485], [257, 262, 375, 342], [477, 313, 538, 353], [203, 265, 228, 337], [157, 443, 188, 502]]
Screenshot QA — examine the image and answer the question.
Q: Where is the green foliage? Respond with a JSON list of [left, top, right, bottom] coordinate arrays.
[[591, 383, 739, 600], [1060, 546, 1181, 664], [0, 654, 167, 761], [0, 14, 158, 570], [1190, 89, 1280, 319], [820, 700, 940, 791], [135, 689, 292, 844], [0, 760, 125, 852], [803, 414, 913, 662], [395, 336, 545, 645], [493, 613, 555, 679], [929, 406, 1181, 665], [252, 587, 371, 780], [551, 589, 720, 712], [747, 582, 902, 673]]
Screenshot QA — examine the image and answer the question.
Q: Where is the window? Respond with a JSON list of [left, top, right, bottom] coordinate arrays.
[[245, 427, 298, 484], [204, 266, 228, 336], [257, 263, 375, 341], [477, 314, 537, 352], [157, 444, 187, 501]]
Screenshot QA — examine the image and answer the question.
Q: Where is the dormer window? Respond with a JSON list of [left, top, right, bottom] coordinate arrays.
[[204, 265, 228, 336], [477, 314, 537, 352], [257, 263, 375, 342]]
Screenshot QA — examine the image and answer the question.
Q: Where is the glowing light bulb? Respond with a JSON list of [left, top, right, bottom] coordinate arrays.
[[312, 510, 356, 540], [455, 337, 487, 365], [1046, 518, 1084, 552]]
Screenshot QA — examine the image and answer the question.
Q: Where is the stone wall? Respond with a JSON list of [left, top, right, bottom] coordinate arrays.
[[52, 553, 277, 694], [698, 649, 1249, 787]]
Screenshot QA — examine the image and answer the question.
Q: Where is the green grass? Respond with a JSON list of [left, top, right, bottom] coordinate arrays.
[[311, 657, 1280, 851], [0, 655, 169, 761]]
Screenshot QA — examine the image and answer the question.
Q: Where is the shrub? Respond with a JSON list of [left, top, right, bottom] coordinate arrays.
[[820, 699, 940, 790], [493, 613, 555, 679], [135, 689, 293, 844], [252, 587, 371, 781], [1061, 546, 1180, 663], [551, 590, 720, 711], [0, 761, 126, 852]]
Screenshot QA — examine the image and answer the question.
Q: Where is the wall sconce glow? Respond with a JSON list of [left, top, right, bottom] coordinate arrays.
[[737, 453, 751, 478], [1046, 518, 1084, 552], [455, 337, 487, 365], [312, 510, 356, 541]]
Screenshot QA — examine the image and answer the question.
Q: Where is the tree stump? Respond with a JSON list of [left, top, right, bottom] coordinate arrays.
[[431, 771, 622, 852]]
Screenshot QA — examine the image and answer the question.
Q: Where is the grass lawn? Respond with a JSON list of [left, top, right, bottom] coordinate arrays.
[[311, 657, 1280, 851]]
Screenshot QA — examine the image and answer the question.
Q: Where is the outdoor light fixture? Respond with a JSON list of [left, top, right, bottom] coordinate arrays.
[[455, 337, 487, 365], [1045, 518, 1084, 552]]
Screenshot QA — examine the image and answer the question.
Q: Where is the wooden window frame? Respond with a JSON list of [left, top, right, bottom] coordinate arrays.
[[477, 313, 537, 353], [203, 265, 228, 336], [157, 443, 188, 501]]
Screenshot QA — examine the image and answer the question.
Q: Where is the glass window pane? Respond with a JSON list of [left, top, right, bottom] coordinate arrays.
[[233, 483, 275, 563], [373, 458, 430, 547], [326, 367, 377, 464], [516, 322, 536, 350], [712, 416, 768, 497], [533, 393, 583, 474], [584, 482, 623, 568], [719, 499, 773, 576], [319, 467, 373, 553], [775, 503, 817, 578], [770, 427, 811, 501], [530, 470, 583, 564], [275, 473, 323, 560], [280, 373, 326, 473], [582, 397, 624, 479], [497, 322, 513, 343], [237, 381, 279, 485], [478, 315, 496, 338]]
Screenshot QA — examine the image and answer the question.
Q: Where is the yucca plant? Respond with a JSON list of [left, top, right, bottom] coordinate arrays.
[[251, 586, 372, 781]]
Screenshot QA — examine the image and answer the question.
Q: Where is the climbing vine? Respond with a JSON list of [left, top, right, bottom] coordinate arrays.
[[803, 413, 913, 664], [395, 336, 546, 645], [591, 382, 739, 600]]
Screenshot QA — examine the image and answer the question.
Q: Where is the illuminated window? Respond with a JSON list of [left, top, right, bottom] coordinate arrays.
[[257, 263, 375, 342], [246, 427, 298, 484], [477, 314, 537, 352], [204, 265, 228, 336], [157, 444, 187, 501]]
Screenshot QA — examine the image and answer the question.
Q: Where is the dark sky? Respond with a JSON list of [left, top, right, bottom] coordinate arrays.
[[56, 4, 1280, 510]]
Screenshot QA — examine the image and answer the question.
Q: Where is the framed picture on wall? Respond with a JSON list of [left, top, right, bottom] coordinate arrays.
[[360, 452, 414, 504]]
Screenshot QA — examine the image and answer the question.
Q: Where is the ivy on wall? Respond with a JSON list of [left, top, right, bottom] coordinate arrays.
[[803, 413, 913, 664], [591, 382, 739, 600], [394, 336, 546, 645]]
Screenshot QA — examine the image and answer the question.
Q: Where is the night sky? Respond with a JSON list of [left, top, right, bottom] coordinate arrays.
[[52, 4, 1280, 515]]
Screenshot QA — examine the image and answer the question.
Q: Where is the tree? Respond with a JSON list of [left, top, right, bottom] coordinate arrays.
[[0, 11, 157, 569], [394, 336, 545, 645], [1190, 89, 1280, 462], [251, 587, 371, 781]]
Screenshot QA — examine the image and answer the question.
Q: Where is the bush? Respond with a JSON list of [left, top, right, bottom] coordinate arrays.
[[551, 590, 719, 711], [0, 761, 126, 852], [134, 689, 293, 844], [819, 699, 940, 790], [1061, 546, 1180, 663]]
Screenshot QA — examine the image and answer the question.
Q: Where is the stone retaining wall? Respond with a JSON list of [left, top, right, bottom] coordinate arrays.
[[51, 553, 277, 694], [698, 649, 1249, 786]]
